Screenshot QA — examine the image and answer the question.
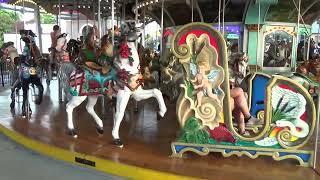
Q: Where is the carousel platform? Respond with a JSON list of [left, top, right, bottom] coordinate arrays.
[[0, 80, 319, 180]]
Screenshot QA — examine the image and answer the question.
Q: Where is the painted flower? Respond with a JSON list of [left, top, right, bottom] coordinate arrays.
[[118, 69, 129, 82], [119, 43, 131, 58]]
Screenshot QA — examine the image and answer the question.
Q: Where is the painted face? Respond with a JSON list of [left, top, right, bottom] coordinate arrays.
[[198, 65, 206, 74]]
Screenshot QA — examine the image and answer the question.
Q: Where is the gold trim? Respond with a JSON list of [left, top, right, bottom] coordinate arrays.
[[0, 124, 195, 180], [171, 22, 232, 137], [171, 142, 313, 167]]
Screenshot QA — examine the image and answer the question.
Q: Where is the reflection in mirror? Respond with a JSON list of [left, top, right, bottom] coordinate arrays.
[[263, 30, 293, 68], [297, 34, 309, 62]]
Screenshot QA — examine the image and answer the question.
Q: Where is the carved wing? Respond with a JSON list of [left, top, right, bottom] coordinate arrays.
[[207, 69, 220, 82], [190, 62, 198, 76], [271, 86, 306, 118]]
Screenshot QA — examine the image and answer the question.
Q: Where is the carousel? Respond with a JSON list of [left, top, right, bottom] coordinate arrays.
[[0, 0, 320, 179]]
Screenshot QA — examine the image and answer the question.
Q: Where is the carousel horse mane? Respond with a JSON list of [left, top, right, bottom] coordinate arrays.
[[66, 39, 81, 63]]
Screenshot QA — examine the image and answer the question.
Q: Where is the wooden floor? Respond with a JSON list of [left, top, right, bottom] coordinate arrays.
[[0, 80, 319, 180]]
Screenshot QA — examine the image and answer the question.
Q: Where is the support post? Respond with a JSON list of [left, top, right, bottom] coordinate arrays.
[[313, 91, 320, 169], [160, 0, 164, 53], [142, 7, 146, 47], [98, 0, 102, 38], [35, 6, 43, 53], [112, 0, 115, 46]]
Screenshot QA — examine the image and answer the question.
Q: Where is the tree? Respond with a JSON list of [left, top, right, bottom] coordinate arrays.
[[41, 13, 56, 24], [0, 9, 20, 47]]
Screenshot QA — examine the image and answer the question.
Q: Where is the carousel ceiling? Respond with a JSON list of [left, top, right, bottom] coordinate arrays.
[[266, 0, 320, 25], [5, 0, 320, 26]]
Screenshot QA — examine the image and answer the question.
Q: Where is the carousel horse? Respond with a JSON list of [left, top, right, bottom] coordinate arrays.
[[19, 29, 44, 117], [0, 42, 22, 109], [65, 22, 167, 148], [229, 52, 249, 87], [66, 29, 116, 138], [111, 22, 167, 147]]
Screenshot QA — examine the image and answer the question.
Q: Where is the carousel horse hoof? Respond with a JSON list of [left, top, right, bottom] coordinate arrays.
[[157, 113, 163, 121], [112, 139, 124, 148], [67, 129, 78, 138], [46, 79, 50, 86], [35, 98, 42, 105], [21, 112, 26, 118], [96, 127, 104, 135]]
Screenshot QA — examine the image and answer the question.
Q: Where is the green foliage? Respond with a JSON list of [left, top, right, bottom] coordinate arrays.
[[271, 96, 295, 123], [186, 80, 194, 99], [177, 117, 211, 144], [41, 13, 56, 24], [0, 9, 20, 46]]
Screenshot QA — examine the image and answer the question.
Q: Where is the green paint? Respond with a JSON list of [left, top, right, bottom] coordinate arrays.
[[186, 81, 195, 100], [208, 138, 282, 149], [226, 34, 239, 40], [83, 49, 95, 61], [177, 117, 211, 144], [247, 32, 258, 65], [299, 27, 311, 36]]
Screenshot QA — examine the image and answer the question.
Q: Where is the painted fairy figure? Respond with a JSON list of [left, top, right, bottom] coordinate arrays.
[[191, 62, 220, 107]]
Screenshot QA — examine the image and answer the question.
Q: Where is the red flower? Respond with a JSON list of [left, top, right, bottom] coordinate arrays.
[[119, 43, 131, 58], [118, 69, 129, 82]]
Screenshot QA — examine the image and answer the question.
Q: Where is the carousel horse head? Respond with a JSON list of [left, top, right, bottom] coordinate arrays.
[[19, 29, 41, 61], [20, 29, 36, 44], [230, 52, 249, 78], [1, 42, 15, 60], [67, 39, 81, 61], [297, 63, 309, 75], [120, 20, 143, 42], [229, 52, 249, 86], [56, 33, 68, 52]]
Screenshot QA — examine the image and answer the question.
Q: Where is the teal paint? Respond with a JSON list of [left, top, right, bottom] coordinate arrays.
[[255, 0, 278, 4], [248, 31, 258, 65], [245, 0, 270, 25]]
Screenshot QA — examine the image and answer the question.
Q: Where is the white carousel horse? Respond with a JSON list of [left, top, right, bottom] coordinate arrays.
[[112, 23, 167, 146]]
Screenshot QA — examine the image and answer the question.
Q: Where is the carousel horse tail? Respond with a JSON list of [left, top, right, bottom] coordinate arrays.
[[59, 62, 76, 101]]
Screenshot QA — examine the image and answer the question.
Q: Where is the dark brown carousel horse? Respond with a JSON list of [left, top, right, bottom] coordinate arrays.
[[19, 29, 44, 117]]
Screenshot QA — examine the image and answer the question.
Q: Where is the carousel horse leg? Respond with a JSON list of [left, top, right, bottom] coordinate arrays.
[[112, 90, 131, 148], [86, 96, 104, 135], [10, 89, 15, 109], [10, 79, 20, 109], [21, 79, 31, 117], [131, 88, 167, 119], [66, 96, 87, 138], [33, 77, 44, 105], [134, 100, 138, 113]]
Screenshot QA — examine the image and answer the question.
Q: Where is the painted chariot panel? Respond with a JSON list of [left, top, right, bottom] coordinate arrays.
[[170, 23, 316, 167]]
